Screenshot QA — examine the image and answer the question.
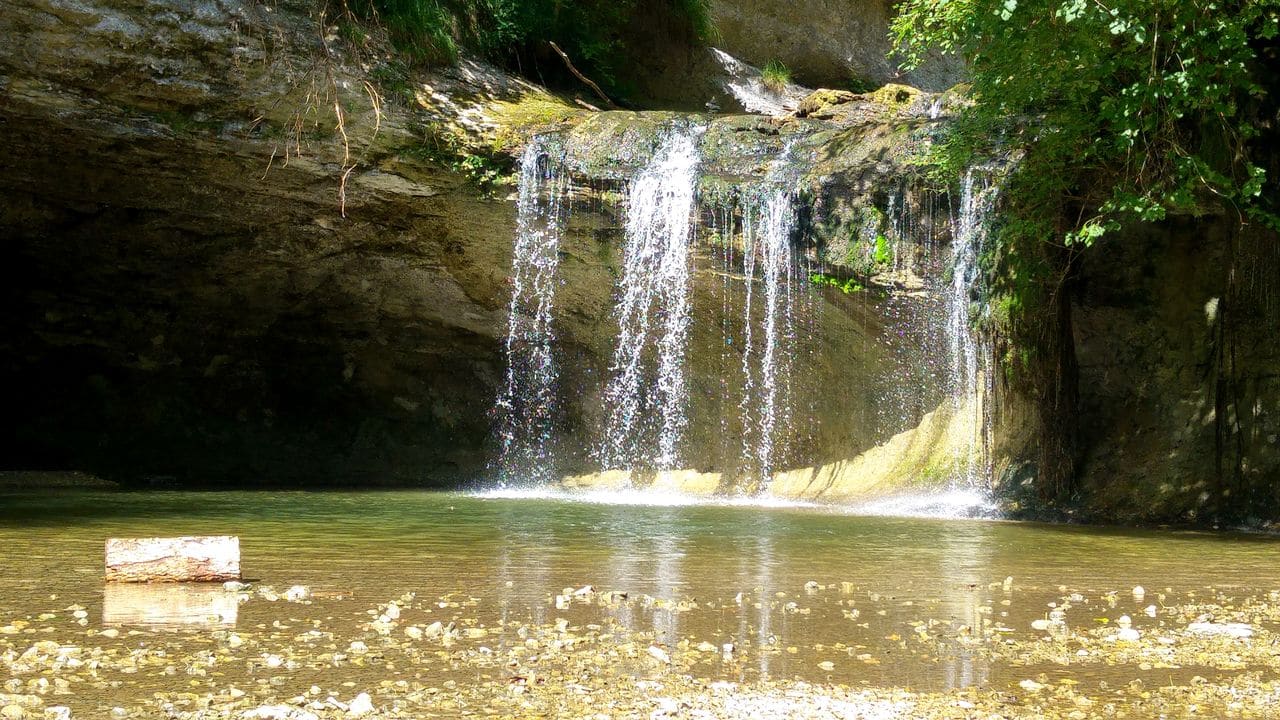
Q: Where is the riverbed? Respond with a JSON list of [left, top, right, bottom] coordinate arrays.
[[1, 489, 1278, 718]]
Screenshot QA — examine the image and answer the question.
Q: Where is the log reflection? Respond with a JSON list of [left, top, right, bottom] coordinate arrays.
[[102, 583, 238, 628]]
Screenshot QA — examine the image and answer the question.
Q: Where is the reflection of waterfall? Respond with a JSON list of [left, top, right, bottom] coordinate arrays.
[[495, 139, 568, 486], [597, 129, 702, 472], [948, 169, 998, 488]]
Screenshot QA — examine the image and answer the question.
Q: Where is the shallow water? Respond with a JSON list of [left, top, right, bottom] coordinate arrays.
[[1, 489, 1278, 714]]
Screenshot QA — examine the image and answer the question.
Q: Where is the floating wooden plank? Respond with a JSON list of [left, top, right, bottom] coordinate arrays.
[[102, 583, 238, 628], [104, 536, 240, 583]]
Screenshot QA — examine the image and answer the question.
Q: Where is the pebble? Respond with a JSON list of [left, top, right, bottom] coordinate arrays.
[[647, 646, 670, 664], [242, 706, 319, 720], [0, 706, 24, 720], [346, 693, 373, 718], [223, 581, 251, 591], [284, 586, 311, 602], [1187, 622, 1254, 638]]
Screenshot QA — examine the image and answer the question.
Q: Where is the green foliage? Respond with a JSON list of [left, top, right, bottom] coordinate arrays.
[[340, 0, 459, 62], [809, 273, 866, 294], [892, 0, 1280, 244], [872, 233, 893, 266], [761, 60, 792, 91], [334, 0, 716, 96], [846, 73, 877, 95], [405, 124, 512, 196]]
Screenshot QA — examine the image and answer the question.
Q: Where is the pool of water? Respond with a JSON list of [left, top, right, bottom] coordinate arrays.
[[1, 488, 1278, 715]]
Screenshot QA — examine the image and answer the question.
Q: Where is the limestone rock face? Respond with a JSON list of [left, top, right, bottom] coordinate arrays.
[[1069, 221, 1280, 522], [709, 0, 965, 91], [0, 0, 527, 484]]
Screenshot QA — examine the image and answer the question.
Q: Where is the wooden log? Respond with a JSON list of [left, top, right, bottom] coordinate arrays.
[[102, 583, 238, 628], [105, 536, 240, 583]]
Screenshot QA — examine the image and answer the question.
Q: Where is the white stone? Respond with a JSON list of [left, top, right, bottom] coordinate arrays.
[[1187, 622, 1254, 638], [1018, 679, 1045, 692], [345, 693, 373, 718], [240, 706, 319, 720]]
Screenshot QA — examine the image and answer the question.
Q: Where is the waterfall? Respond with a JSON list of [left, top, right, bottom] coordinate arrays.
[[495, 139, 569, 485], [737, 188, 799, 484], [947, 168, 997, 487], [596, 129, 702, 472]]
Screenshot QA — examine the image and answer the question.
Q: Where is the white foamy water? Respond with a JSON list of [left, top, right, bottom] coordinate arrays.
[[473, 486, 820, 510], [597, 128, 702, 472], [848, 489, 1000, 520]]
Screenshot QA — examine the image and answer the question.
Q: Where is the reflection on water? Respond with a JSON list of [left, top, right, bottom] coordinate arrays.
[[2, 489, 1279, 693], [102, 583, 238, 629]]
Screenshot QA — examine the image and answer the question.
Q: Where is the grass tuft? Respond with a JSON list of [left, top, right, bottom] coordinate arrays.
[[761, 60, 790, 92]]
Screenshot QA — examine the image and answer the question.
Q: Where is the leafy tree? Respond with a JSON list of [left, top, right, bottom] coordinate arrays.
[[893, 0, 1279, 242], [891, 0, 1280, 502]]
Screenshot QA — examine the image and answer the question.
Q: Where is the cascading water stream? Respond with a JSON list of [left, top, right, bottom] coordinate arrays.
[[596, 129, 702, 473], [737, 188, 799, 485], [494, 139, 569, 486], [947, 168, 998, 488]]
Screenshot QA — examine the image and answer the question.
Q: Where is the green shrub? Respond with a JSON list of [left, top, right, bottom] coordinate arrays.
[[809, 273, 865, 294], [333, 0, 717, 98], [873, 233, 892, 267]]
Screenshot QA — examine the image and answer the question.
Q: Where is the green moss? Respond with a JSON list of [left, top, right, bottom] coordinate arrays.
[[487, 95, 580, 153], [144, 110, 223, 137], [865, 83, 922, 109]]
